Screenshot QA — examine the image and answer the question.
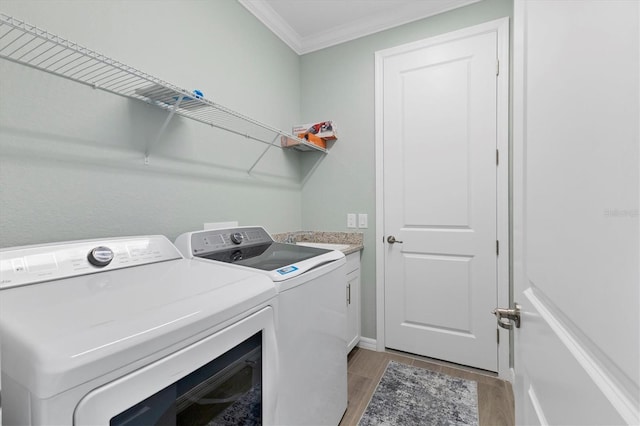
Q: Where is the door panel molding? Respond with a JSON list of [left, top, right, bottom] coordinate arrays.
[[517, 285, 630, 424], [375, 17, 510, 377], [526, 385, 550, 426], [524, 286, 639, 424]]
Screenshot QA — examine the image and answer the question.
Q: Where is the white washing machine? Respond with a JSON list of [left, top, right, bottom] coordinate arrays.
[[0, 235, 278, 425], [175, 226, 348, 426]]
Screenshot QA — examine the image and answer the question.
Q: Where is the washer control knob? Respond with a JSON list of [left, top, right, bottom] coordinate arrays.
[[230, 232, 244, 245], [88, 246, 114, 267], [231, 250, 243, 262]]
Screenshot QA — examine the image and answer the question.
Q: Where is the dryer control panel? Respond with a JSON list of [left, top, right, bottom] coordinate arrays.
[[184, 226, 273, 256], [0, 236, 182, 289]]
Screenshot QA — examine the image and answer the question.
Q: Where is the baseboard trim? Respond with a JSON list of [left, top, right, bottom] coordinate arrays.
[[357, 337, 378, 351]]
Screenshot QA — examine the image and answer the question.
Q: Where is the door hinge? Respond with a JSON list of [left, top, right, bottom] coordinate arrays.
[[496, 59, 500, 76], [496, 240, 499, 256], [496, 149, 499, 166]]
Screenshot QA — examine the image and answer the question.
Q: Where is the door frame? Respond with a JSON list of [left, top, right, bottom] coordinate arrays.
[[374, 17, 511, 378]]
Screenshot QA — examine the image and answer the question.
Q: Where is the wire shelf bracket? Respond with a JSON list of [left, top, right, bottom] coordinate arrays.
[[144, 94, 184, 164]]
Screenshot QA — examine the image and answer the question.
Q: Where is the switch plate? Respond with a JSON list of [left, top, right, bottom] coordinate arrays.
[[347, 213, 357, 228], [358, 213, 368, 228], [204, 221, 238, 230]]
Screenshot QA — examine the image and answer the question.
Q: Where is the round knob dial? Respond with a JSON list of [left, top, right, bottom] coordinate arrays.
[[88, 246, 114, 267], [230, 232, 244, 244], [231, 250, 243, 262]]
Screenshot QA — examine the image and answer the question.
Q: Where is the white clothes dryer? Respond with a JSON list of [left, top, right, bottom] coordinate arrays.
[[175, 226, 348, 426], [0, 235, 278, 425]]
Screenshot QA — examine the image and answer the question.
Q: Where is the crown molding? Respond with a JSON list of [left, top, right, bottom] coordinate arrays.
[[238, 0, 303, 53], [300, 0, 481, 54], [239, 0, 482, 55]]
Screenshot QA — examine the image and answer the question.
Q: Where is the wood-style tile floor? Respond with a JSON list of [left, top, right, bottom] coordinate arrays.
[[339, 347, 514, 426]]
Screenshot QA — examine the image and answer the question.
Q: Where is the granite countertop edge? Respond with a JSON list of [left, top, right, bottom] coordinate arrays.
[[271, 231, 364, 255]]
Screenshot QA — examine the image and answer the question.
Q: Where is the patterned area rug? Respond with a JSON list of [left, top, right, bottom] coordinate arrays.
[[358, 361, 479, 426]]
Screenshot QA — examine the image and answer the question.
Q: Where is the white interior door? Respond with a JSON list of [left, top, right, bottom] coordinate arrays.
[[378, 21, 506, 372], [513, 1, 639, 424]]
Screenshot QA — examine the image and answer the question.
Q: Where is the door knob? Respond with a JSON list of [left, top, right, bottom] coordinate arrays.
[[387, 235, 403, 244], [492, 303, 521, 330]]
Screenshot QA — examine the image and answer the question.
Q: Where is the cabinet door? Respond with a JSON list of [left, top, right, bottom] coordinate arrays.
[[345, 253, 361, 352]]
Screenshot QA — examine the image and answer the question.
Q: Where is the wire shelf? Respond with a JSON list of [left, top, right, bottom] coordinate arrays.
[[0, 13, 327, 167]]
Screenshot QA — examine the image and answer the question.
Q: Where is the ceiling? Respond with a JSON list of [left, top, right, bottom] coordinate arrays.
[[238, 0, 481, 55]]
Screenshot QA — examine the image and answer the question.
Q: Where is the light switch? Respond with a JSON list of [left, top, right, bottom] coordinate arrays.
[[347, 213, 357, 228], [358, 213, 368, 228]]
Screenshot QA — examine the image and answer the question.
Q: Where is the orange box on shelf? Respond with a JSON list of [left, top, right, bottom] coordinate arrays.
[[280, 134, 327, 150], [292, 121, 337, 140], [297, 132, 327, 149]]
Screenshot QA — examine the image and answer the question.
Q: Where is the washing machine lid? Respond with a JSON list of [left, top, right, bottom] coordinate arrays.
[[0, 236, 276, 400], [175, 227, 344, 282]]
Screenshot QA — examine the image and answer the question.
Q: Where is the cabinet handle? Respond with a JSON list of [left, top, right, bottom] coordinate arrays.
[[347, 283, 351, 305]]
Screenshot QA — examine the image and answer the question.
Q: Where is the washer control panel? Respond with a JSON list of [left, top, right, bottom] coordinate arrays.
[[87, 246, 115, 267], [188, 227, 273, 256], [230, 232, 244, 245], [0, 236, 182, 289]]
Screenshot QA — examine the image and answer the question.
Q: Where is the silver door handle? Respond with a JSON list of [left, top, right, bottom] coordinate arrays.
[[492, 303, 521, 330], [387, 235, 403, 244]]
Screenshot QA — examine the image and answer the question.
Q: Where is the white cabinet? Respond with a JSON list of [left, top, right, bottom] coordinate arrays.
[[345, 251, 361, 352]]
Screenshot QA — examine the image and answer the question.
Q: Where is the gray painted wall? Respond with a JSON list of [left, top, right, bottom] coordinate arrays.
[[1, 0, 512, 343], [0, 0, 303, 247], [300, 0, 513, 340]]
